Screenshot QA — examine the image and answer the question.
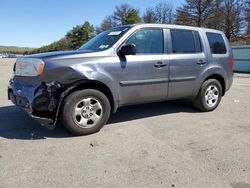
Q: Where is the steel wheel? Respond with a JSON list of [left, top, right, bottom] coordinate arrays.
[[205, 85, 219, 108], [73, 97, 103, 128]]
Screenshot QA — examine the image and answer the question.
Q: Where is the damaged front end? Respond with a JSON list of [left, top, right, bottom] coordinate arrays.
[[8, 57, 85, 129], [8, 79, 64, 129]]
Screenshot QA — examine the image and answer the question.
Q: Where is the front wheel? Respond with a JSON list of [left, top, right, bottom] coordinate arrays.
[[193, 79, 222, 112], [62, 89, 111, 135]]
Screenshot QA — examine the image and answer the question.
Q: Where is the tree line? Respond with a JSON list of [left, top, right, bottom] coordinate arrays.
[[0, 46, 35, 54], [28, 0, 250, 54]]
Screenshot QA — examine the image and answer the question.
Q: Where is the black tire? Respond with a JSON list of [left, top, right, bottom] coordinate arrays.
[[62, 89, 111, 136], [193, 79, 222, 112]]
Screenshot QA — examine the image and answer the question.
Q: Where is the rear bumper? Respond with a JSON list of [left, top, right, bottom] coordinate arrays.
[[8, 78, 61, 129], [226, 73, 234, 92]]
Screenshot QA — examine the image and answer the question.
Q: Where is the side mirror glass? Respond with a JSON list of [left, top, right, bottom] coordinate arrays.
[[118, 44, 136, 56]]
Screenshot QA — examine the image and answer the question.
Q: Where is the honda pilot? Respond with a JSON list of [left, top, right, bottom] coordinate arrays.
[[8, 24, 234, 135]]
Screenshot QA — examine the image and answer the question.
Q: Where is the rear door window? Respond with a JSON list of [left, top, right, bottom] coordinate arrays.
[[170, 30, 202, 54], [206, 33, 227, 54]]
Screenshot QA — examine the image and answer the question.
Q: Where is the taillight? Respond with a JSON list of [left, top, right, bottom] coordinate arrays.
[[231, 56, 234, 73]]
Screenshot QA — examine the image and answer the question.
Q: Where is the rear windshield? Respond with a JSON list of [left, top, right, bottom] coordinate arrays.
[[206, 32, 227, 54]]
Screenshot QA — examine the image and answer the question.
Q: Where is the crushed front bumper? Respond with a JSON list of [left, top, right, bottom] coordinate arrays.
[[8, 77, 62, 129]]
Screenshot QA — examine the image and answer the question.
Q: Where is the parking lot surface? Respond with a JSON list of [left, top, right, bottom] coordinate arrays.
[[0, 59, 250, 188]]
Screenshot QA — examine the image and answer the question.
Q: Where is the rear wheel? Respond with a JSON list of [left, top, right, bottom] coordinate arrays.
[[62, 89, 111, 135], [194, 79, 222, 112]]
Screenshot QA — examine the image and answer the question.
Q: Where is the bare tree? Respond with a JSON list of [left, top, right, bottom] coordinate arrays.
[[143, 8, 157, 23], [222, 0, 244, 40], [206, 0, 224, 30], [143, 1, 174, 24], [245, 0, 250, 34], [155, 2, 174, 24], [175, 0, 214, 27], [175, 0, 244, 40], [96, 16, 117, 33]]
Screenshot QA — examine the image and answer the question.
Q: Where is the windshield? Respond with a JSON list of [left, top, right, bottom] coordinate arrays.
[[79, 26, 131, 51]]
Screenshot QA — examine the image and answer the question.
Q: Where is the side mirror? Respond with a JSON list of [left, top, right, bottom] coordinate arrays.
[[118, 44, 136, 56]]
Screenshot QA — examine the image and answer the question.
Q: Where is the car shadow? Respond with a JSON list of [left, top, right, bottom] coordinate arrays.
[[0, 100, 196, 140], [108, 100, 196, 124], [0, 106, 71, 140]]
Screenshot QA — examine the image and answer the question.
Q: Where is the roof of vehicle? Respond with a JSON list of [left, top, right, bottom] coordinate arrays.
[[124, 23, 224, 35]]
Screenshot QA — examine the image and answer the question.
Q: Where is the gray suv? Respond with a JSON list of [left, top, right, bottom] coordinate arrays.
[[8, 24, 234, 135]]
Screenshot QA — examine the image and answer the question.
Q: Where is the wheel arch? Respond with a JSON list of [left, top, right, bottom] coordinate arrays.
[[203, 74, 226, 96], [66, 80, 117, 112], [52, 79, 118, 127], [71, 80, 115, 110]]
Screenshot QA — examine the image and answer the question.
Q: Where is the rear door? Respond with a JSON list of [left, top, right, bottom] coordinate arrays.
[[167, 29, 208, 99]]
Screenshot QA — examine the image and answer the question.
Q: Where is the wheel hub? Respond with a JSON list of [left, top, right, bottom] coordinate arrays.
[[82, 106, 94, 119], [205, 85, 219, 108], [207, 91, 214, 100], [73, 97, 103, 128]]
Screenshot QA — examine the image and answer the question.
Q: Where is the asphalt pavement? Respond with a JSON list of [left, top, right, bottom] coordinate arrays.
[[0, 59, 250, 188]]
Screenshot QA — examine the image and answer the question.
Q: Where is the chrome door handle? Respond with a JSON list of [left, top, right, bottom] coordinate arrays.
[[197, 60, 207, 65], [154, 61, 167, 68]]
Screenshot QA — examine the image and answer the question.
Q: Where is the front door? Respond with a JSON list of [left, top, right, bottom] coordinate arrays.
[[116, 28, 169, 105]]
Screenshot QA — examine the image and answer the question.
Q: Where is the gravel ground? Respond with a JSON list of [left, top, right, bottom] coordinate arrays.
[[0, 58, 250, 188]]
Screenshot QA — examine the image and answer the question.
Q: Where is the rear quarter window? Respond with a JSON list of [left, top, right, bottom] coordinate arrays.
[[206, 32, 227, 54]]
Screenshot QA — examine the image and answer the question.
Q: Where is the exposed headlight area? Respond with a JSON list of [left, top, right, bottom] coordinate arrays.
[[14, 57, 45, 77]]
